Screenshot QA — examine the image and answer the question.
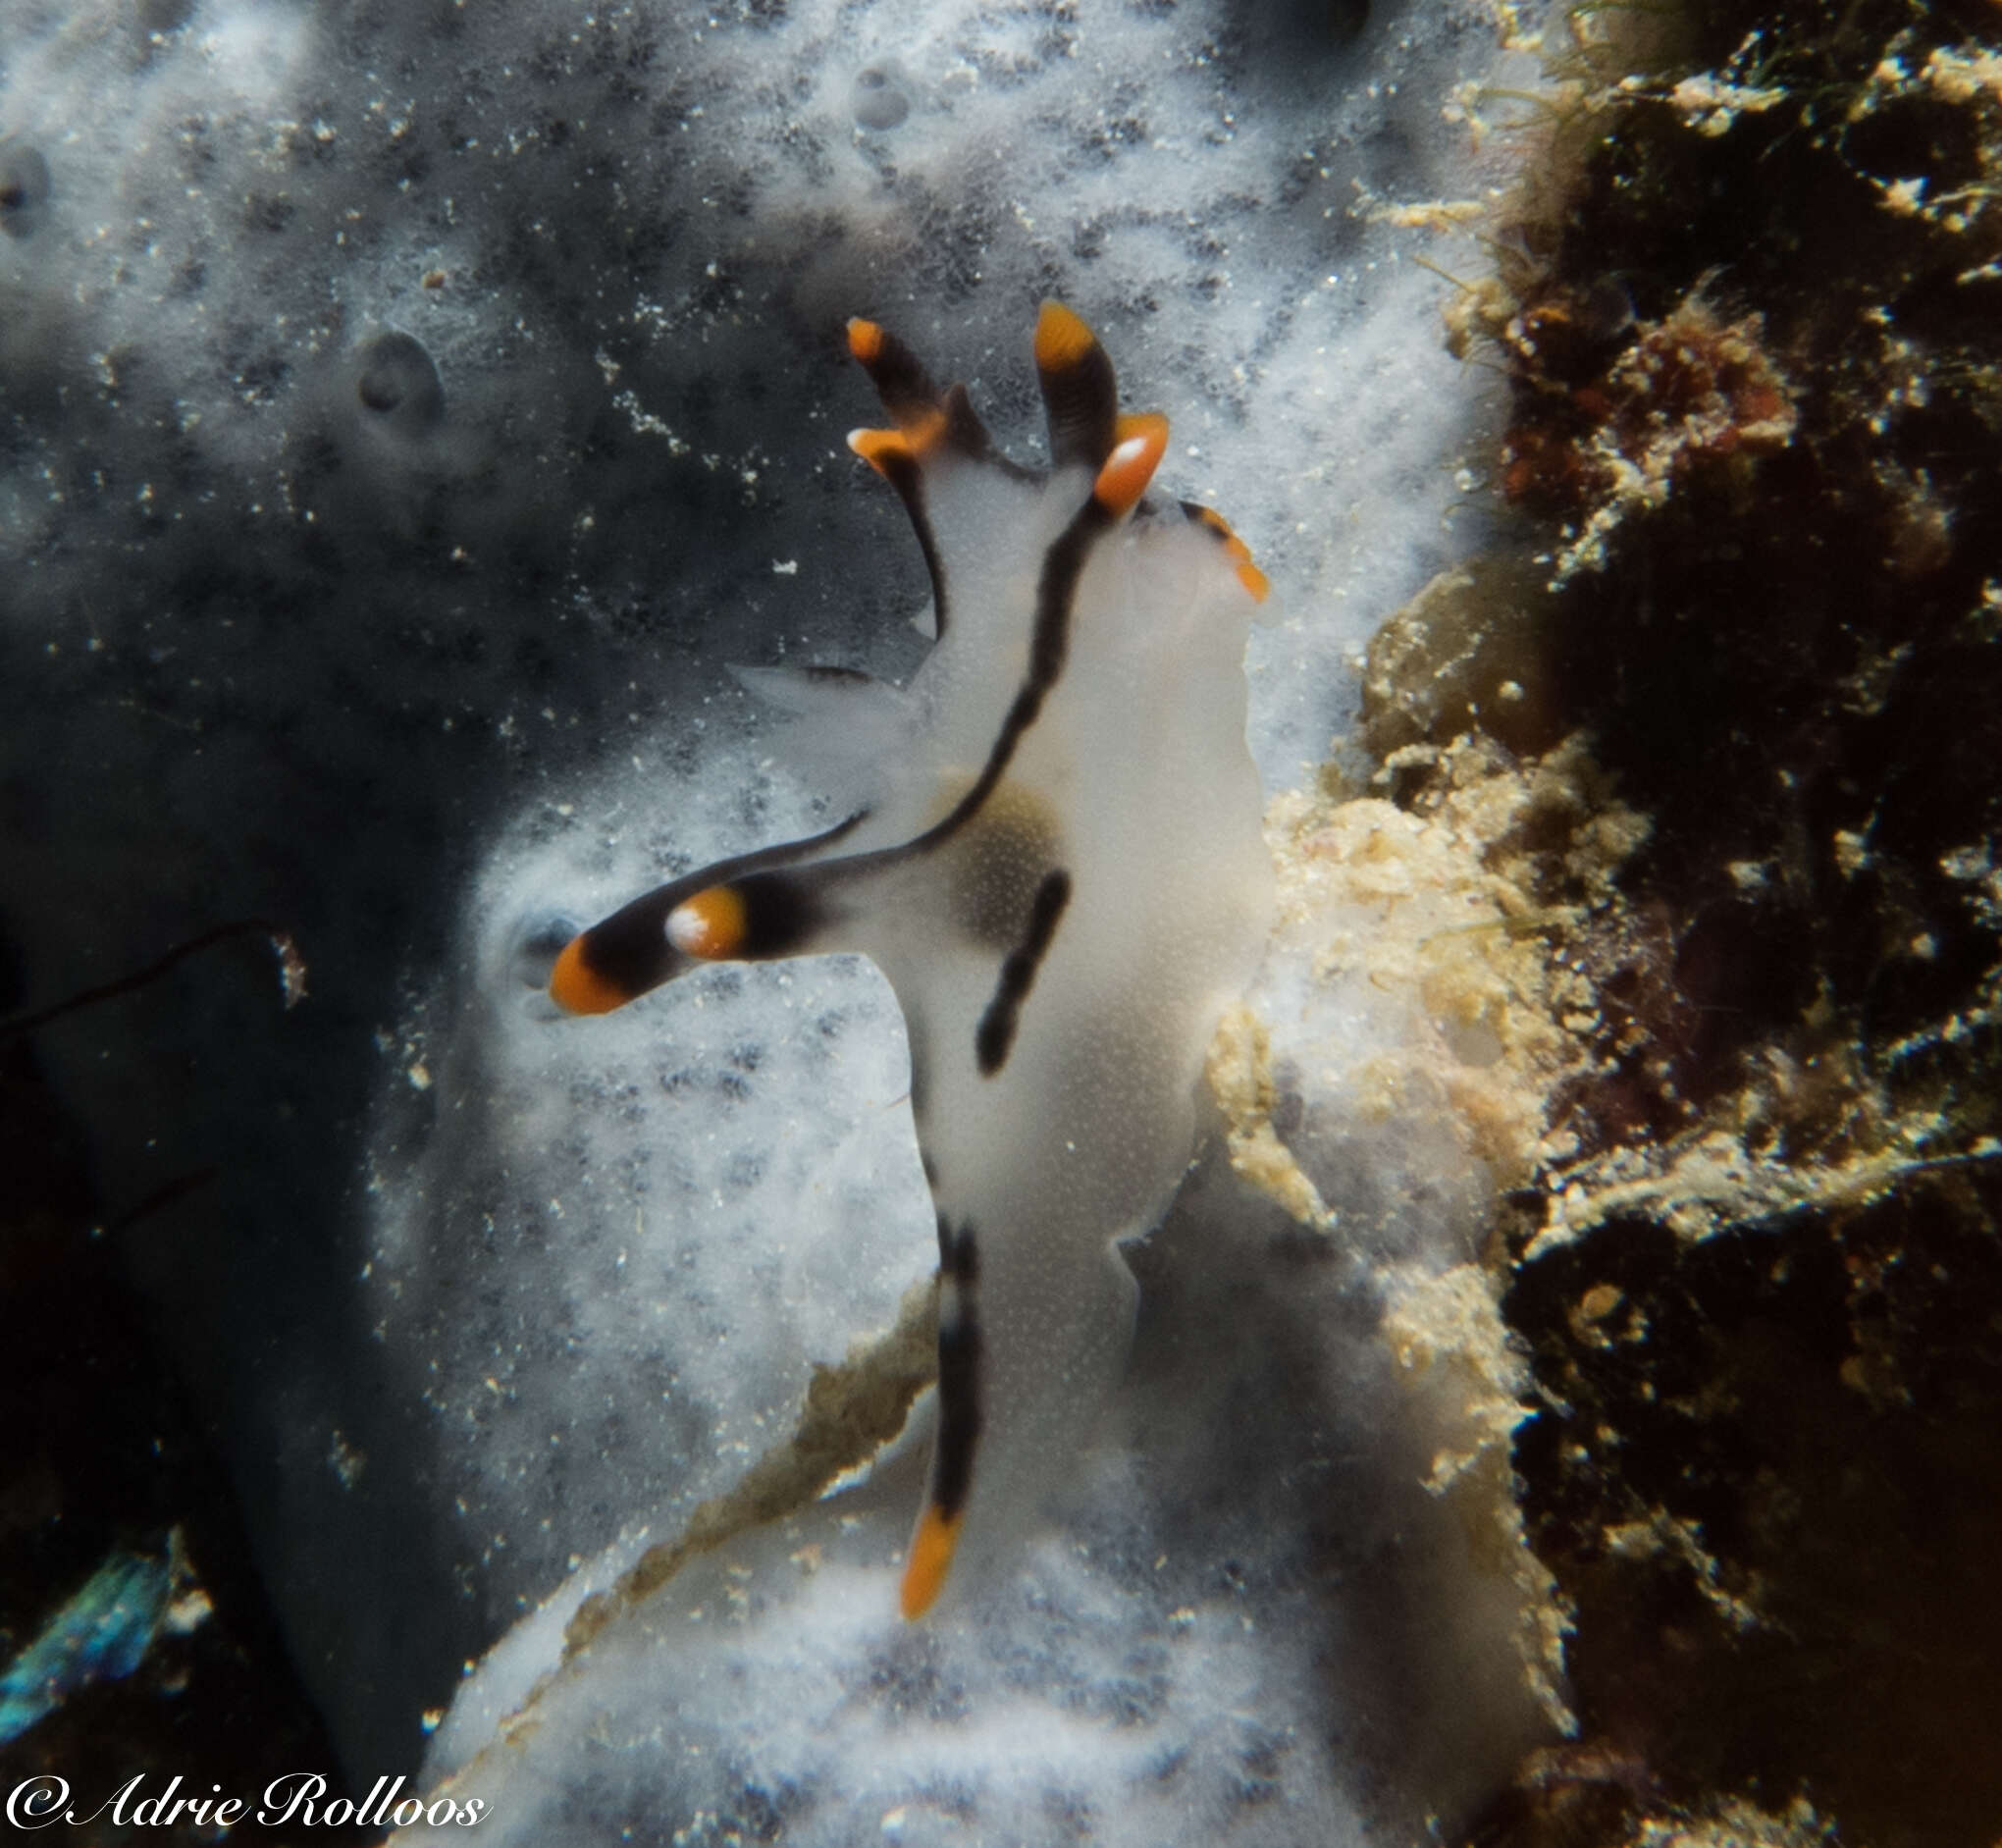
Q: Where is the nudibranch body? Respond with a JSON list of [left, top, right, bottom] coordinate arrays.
[[551, 304, 1273, 1617]]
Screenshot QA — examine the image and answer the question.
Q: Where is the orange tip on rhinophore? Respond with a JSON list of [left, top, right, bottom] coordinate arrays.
[[1034, 300, 1096, 371], [549, 934, 631, 1016], [1092, 411, 1169, 516], [900, 1505, 964, 1620], [847, 318, 884, 363], [666, 884, 748, 960], [847, 426, 911, 474]]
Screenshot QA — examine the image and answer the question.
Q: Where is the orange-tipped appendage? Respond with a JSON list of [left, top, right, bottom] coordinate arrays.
[[666, 885, 748, 959], [1034, 299, 1097, 371], [1192, 504, 1272, 604], [549, 935, 631, 1016], [1093, 411, 1169, 516], [847, 317, 884, 363], [847, 426, 912, 474], [849, 410, 945, 464], [900, 1505, 964, 1620]]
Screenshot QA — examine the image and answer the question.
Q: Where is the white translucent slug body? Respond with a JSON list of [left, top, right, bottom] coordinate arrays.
[[552, 304, 1273, 1615]]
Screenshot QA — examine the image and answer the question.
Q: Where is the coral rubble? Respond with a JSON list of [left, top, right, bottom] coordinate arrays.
[[1363, 0, 2002, 1839]]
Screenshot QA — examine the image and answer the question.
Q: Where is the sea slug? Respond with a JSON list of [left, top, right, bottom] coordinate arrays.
[[550, 303, 1273, 1615]]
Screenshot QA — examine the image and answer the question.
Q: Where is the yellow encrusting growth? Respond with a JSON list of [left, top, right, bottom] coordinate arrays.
[[1201, 702, 1663, 1754], [1226, 729, 1648, 1205], [1205, 1007, 1336, 1231], [1378, 1262, 1575, 1736]]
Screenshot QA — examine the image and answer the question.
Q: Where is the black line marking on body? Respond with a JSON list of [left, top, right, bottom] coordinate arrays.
[[567, 472, 1087, 974], [975, 868, 1073, 1075], [870, 447, 953, 639], [586, 347, 1117, 962], [802, 496, 1110, 906], [932, 1216, 983, 1519], [931, 510, 1095, 829], [927, 502, 1099, 833], [858, 350, 1034, 640], [763, 327, 1120, 913]]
